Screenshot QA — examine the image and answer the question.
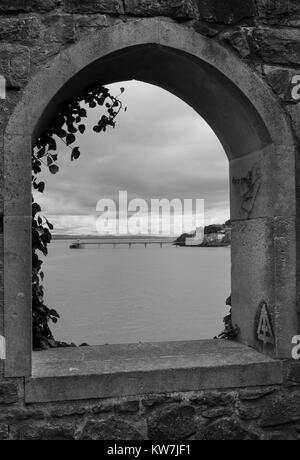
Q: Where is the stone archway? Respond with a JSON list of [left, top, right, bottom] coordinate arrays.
[[3, 18, 297, 377]]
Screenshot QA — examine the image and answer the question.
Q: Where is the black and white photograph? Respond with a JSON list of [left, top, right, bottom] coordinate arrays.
[[0, 0, 300, 444]]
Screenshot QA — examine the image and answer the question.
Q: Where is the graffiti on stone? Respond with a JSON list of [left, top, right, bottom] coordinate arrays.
[[256, 301, 275, 347], [232, 163, 262, 218]]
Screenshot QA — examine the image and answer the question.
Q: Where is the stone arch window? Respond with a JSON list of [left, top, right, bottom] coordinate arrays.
[[3, 19, 297, 381]]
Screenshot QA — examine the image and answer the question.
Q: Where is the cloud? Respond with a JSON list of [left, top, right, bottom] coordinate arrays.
[[34, 81, 229, 234]]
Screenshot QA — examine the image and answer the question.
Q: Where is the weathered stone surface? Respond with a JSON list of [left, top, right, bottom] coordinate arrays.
[[257, 0, 300, 18], [200, 417, 249, 440], [125, 0, 197, 19], [254, 28, 300, 65], [142, 395, 182, 409], [239, 387, 277, 401], [260, 393, 300, 427], [0, 408, 45, 422], [192, 20, 223, 37], [0, 0, 59, 13], [191, 391, 235, 407], [147, 406, 196, 440], [0, 45, 30, 89], [264, 66, 300, 103], [16, 422, 75, 440], [80, 417, 144, 440], [196, 0, 257, 25], [286, 105, 300, 144], [202, 407, 234, 419], [63, 0, 123, 14], [92, 400, 139, 414], [238, 404, 262, 421], [0, 424, 8, 440], [0, 17, 40, 44], [0, 382, 18, 405], [221, 27, 253, 57], [41, 15, 75, 45], [286, 362, 300, 384]]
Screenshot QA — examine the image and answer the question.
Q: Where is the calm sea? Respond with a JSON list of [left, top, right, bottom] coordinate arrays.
[[43, 240, 231, 345]]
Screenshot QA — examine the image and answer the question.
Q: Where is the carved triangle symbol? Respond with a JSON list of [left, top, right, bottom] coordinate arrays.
[[257, 303, 274, 346]]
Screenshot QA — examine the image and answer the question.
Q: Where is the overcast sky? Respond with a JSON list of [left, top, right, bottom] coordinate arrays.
[[35, 81, 230, 235]]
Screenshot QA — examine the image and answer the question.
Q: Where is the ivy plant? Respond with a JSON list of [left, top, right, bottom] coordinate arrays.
[[32, 85, 124, 350]]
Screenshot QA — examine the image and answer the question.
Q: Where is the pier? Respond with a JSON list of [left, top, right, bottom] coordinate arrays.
[[69, 239, 175, 249]]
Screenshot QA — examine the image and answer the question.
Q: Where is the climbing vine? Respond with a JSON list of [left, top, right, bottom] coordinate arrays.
[[32, 85, 125, 350]]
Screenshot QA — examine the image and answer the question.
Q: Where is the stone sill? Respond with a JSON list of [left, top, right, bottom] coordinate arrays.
[[25, 340, 283, 404]]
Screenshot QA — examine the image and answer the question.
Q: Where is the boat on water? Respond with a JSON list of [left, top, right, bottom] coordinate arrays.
[[69, 240, 82, 249]]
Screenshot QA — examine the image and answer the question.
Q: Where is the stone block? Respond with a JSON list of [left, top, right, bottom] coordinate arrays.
[[41, 15, 75, 45], [4, 216, 32, 377], [273, 216, 298, 356], [16, 422, 75, 440], [0, 17, 41, 44], [199, 417, 250, 440], [257, 0, 300, 18], [142, 395, 182, 409], [254, 28, 300, 65], [0, 424, 8, 440], [196, 0, 257, 25], [4, 135, 32, 217], [231, 218, 275, 351], [264, 65, 300, 103], [286, 104, 300, 144], [230, 145, 297, 221], [221, 27, 253, 58], [63, 0, 124, 14], [238, 404, 262, 420], [147, 406, 196, 440], [191, 391, 235, 407], [0, 45, 31, 89], [260, 393, 300, 427], [124, 0, 197, 19], [80, 417, 144, 440], [0, 0, 59, 14], [0, 381, 19, 404], [239, 387, 276, 401]]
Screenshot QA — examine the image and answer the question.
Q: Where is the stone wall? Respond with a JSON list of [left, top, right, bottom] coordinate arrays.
[[0, 362, 300, 440], [0, 0, 300, 440]]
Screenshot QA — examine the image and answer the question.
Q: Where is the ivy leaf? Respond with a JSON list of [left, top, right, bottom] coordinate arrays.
[[93, 125, 101, 133], [58, 129, 67, 138], [37, 147, 46, 158], [71, 147, 80, 161], [37, 182, 45, 193], [45, 219, 54, 230], [49, 164, 59, 175], [120, 87, 125, 94], [78, 108, 87, 118], [48, 138, 57, 151], [32, 202, 41, 216], [66, 134, 76, 146], [78, 124, 86, 134]]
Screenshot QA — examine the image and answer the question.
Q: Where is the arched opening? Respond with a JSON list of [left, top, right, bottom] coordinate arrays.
[[37, 80, 231, 346], [4, 20, 297, 378]]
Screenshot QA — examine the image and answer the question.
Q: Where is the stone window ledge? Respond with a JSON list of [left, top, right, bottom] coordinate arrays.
[[25, 340, 283, 404]]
